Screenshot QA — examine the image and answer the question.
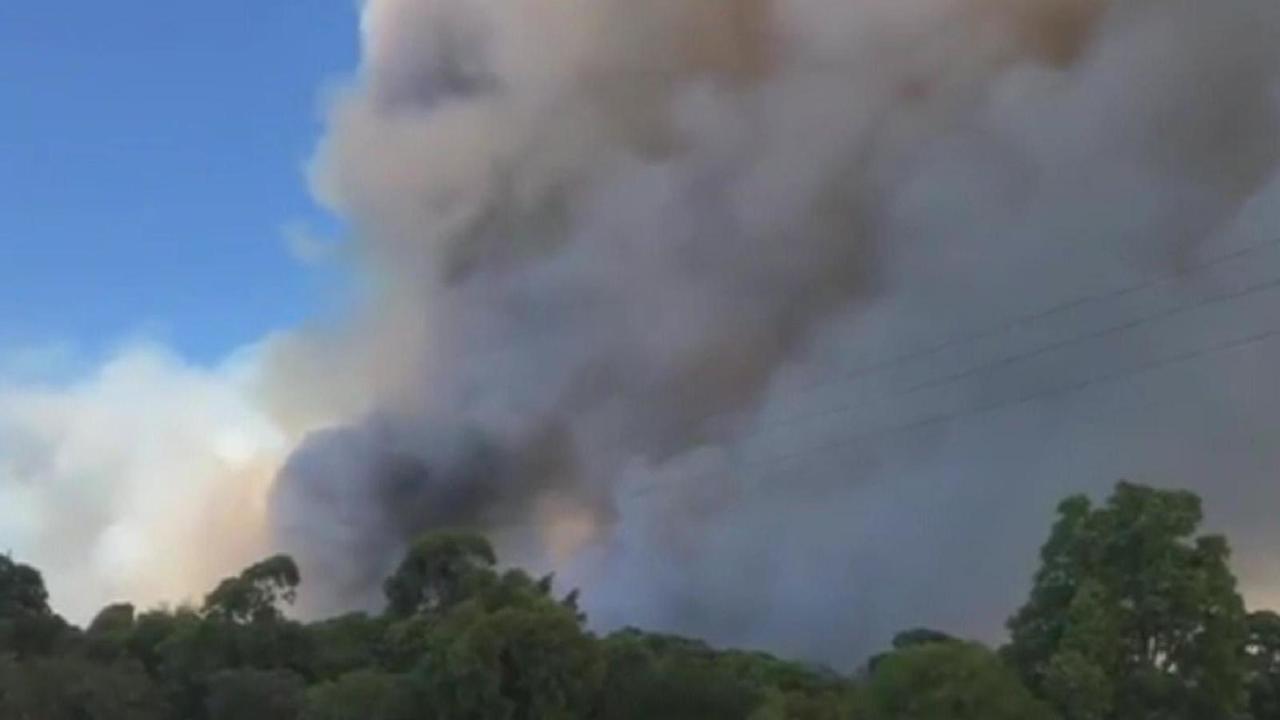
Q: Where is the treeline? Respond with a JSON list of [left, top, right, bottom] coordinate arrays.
[[2, 481, 1280, 719]]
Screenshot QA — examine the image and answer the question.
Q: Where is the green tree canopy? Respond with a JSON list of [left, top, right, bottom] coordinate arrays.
[[383, 531, 498, 617], [306, 612, 387, 681], [410, 599, 602, 720], [1245, 610, 1280, 720], [204, 555, 301, 624], [859, 641, 1058, 720], [0, 554, 66, 658], [0, 554, 49, 618], [1006, 481, 1248, 720], [1, 484, 1275, 720], [597, 630, 779, 720], [0, 654, 170, 720], [85, 602, 137, 662], [204, 668, 305, 720], [301, 669, 414, 720]]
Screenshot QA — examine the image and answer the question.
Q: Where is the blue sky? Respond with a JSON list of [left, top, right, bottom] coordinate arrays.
[[0, 2, 360, 366]]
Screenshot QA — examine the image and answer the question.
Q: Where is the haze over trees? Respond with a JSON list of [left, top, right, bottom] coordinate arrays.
[[1, 481, 1276, 719]]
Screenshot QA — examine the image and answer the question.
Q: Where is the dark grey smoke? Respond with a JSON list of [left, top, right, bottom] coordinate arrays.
[[273, 415, 581, 613], [267, 0, 1280, 665]]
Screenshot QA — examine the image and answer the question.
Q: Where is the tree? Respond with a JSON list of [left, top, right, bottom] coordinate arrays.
[[124, 606, 197, 677], [0, 554, 49, 618], [717, 648, 850, 719], [597, 630, 765, 720], [1245, 610, 1280, 720], [307, 612, 387, 681], [234, 615, 315, 674], [411, 601, 603, 720], [0, 554, 66, 658], [86, 603, 136, 662], [301, 670, 414, 720], [204, 668, 305, 720], [383, 531, 497, 617], [859, 641, 1058, 720], [1006, 482, 1248, 720], [204, 555, 301, 624], [7, 486, 1277, 720], [867, 628, 958, 674], [0, 654, 170, 720], [890, 628, 956, 650], [152, 608, 239, 717]]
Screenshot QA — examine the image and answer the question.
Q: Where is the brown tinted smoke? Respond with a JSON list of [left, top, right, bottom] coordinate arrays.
[[268, 0, 1280, 664]]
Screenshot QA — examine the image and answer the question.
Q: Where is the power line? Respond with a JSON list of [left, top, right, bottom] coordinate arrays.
[[775, 326, 1280, 470], [901, 273, 1280, 398], [737, 235, 1280, 416], [453, 235, 1280, 457], [628, 316, 1280, 497], [751, 261, 1280, 435]]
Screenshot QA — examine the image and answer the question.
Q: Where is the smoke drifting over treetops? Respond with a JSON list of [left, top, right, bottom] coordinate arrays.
[[4, 0, 1280, 665]]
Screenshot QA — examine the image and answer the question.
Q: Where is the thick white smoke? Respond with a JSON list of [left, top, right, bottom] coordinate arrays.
[[4, 0, 1280, 665], [0, 343, 288, 621]]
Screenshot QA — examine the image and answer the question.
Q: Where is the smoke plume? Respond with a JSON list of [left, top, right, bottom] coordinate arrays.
[[267, 0, 1280, 664], [4, 0, 1280, 666], [0, 344, 286, 621]]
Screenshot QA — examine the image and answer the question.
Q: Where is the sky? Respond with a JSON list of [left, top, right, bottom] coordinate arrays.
[[0, 2, 359, 368]]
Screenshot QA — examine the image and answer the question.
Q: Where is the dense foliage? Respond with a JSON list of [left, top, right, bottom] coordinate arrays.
[[1, 481, 1276, 719]]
